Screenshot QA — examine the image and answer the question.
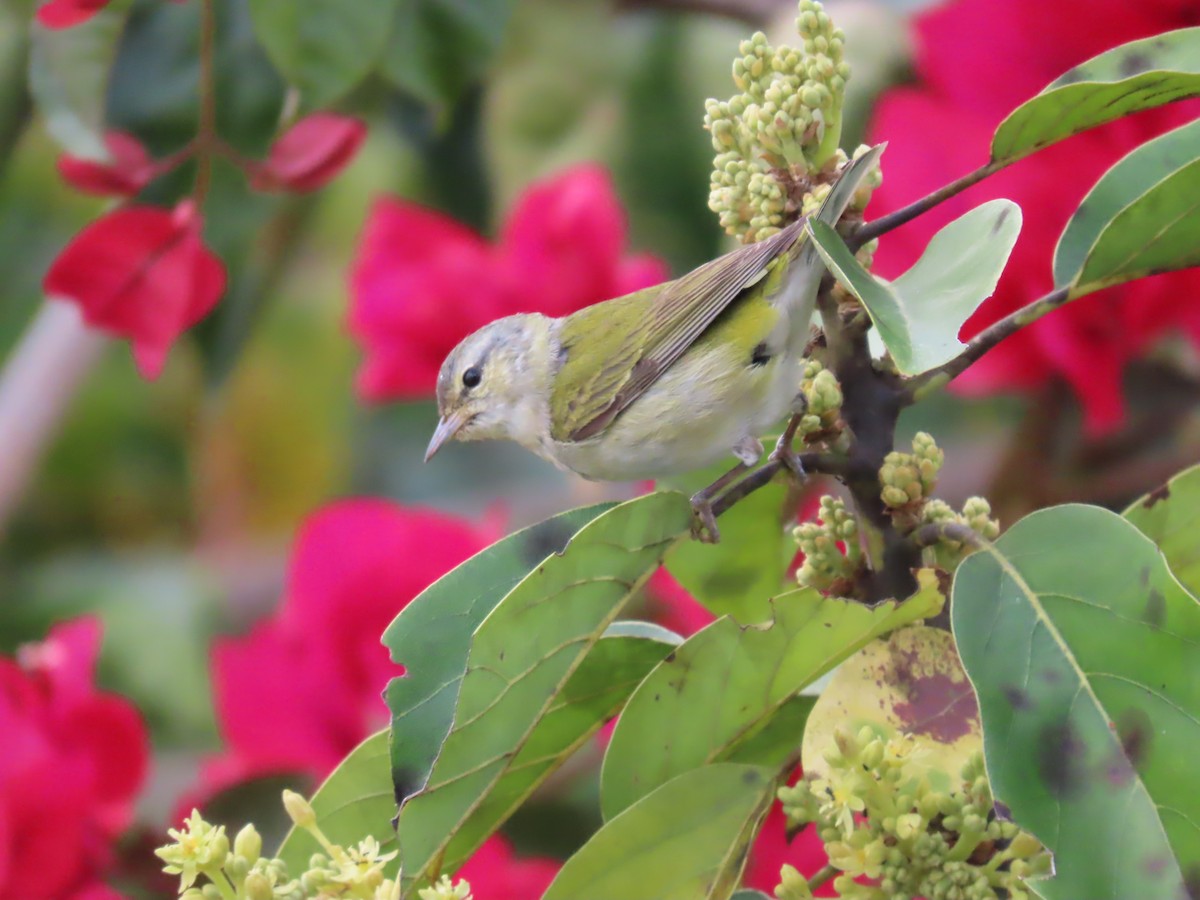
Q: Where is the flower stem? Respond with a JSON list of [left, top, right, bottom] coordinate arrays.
[[808, 863, 837, 890], [851, 160, 1003, 247], [193, 0, 218, 205]]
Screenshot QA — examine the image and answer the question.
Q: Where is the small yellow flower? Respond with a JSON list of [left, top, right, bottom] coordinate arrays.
[[154, 809, 230, 891], [418, 874, 473, 900]]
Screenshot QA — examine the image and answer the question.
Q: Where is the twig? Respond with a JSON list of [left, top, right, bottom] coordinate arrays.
[[710, 451, 849, 518], [616, 0, 786, 25], [852, 161, 1002, 248], [905, 286, 1071, 400], [193, 0, 218, 204], [808, 864, 838, 891], [911, 521, 985, 550]]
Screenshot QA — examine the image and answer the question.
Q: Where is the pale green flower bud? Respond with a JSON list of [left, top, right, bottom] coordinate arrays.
[[282, 790, 316, 828], [234, 823, 262, 864], [244, 872, 274, 900]]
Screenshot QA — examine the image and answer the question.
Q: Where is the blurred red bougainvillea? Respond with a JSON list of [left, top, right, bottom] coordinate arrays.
[[0, 618, 149, 900], [57, 131, 158, 199], [349, 163, 667, 400], [868, 0, 1200, 433], [43, 202, 226, 379], [249, 113, 367, 194]]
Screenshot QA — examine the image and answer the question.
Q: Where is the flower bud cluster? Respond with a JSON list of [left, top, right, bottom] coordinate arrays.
[[706, 1, 867, 242], [155, 790, 453, 900], [880, 432, 943, 510], [797, 359, 843, 439], [920, 497, 1001, 569], [777, 729, 1049, 900], [794, 495, 861, 594]]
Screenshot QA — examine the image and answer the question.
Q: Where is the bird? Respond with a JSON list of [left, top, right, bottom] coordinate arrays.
[[425, 147, 882, 541]]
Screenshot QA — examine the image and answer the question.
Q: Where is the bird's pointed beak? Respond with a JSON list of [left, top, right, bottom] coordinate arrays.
[[425, 411, 468, 462]]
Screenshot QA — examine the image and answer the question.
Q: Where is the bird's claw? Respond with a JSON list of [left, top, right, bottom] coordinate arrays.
[[689, 498, 721, 544], [769, 444, 807, 481]]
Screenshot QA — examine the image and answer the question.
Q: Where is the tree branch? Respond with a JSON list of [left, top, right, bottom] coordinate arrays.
[[912, 521, 986, 550], [615, 0, 786, 25], [710, 451, 849, 519], [906, 286, 1071, 401], [851, 161, 1002, 248]]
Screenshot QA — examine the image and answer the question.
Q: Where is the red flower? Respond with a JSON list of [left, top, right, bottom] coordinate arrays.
[[0, 618, 149, 900], [35, 0, 111, 29], [57, 132, 157, 198], [43, 202, 226, 379], [868, 0, 1200, 432], [743, 801, 833, 896], [349, 164, 668, 400], [206, 499, 494, 788], [456, 834, 560, 900], [249, 113, 367, 193]]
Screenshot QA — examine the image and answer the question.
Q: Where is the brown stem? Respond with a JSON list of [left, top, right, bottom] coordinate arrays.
[[709, 451, 849, 519], [193, 0, 219, 204], [912, 521, 986, 550], [852, 161, 1003, 248], [616, 0, 785, 25], [906, 286, 1071, 401]]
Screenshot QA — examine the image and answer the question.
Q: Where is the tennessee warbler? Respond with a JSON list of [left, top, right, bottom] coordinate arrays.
[[427, 146, 882, 540]]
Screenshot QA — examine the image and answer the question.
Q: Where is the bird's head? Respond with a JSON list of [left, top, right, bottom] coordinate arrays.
[[425, 313, 553, 461]]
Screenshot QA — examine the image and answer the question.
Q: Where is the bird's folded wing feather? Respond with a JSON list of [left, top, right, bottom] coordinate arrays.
[[553, 219, 805, 442]]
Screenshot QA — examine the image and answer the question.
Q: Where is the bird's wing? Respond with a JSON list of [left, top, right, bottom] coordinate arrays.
[[553, 220, 805, 443]]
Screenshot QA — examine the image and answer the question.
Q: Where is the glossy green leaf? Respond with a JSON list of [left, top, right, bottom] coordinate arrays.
[[383, 0, 515, 109], [808, 200, 1021, 375], [992, 28, 1200, 163], [953, 504, 1200, 900], [731, 892, 773, 900], [29, 8, 125, 159], [276, 731, 394, 876], [1124, 463, 1200, 601], [660, 463, 789, 624], [544, 764, 774, 900], [384, 504, 613, 801], [1067, 153, 1200, 298], [1055, 119, 1200, 288], [600, 570, 945, 819], [396, 492, 692, 893], [801, 626, 980, 793], [247, 0, 396, 107]]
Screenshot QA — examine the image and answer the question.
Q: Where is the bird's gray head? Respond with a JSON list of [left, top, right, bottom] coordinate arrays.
[[425, 313, 553, 461]]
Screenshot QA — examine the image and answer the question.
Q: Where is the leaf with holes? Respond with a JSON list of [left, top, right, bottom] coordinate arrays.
[[384, 503, 613, 801], [992, 27, 1200, 163], [544, 764, 775, 900], [1125, 463, 1200, 602], [395, 492, 692, 894], [600, 571, 945, 819], [248, 0, 397, 107], [29, 7, 125, 160], [276, 731, 395, 875], [953, 504, 1200, 900], [808, 200, 1021, 376], [801, 626, 980, 792]]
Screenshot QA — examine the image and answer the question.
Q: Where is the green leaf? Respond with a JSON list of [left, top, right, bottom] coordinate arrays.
[[992, 27, 1200, 164], [1062, 146, 1200, 299], [29, 7, 125, 160], [276, 731, 395, 876], [952, 504, 1200, 900], [382, 0, 516, 110], [396, 492, 692, 893], [1124, 463, 1200, 601], [660, 463, 789, 624], [247, 0, 397, 107], [600, 570, 945, 819], [808, 200, 1021, 376], [543, 764, 774, 900], [384, 503, 613, 802], [801, 625, 980, 793], [1055, 119, 1200, 289], [731, 893, 773, 900]]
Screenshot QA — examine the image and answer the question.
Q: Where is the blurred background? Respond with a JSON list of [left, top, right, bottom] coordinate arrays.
[[2, 0, 1199, 897]]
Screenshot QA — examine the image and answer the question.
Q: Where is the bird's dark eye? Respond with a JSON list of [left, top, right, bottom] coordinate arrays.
[[462, 367, 482, 389]]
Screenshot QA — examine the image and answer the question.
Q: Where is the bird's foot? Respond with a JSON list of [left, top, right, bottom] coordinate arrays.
[[768, 414, 807, 481], [689, 495, 721, 544]]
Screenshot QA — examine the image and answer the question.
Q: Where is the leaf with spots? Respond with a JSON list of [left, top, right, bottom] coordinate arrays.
[[1054, 120, 1200, 299], [801, 626, 980, 792], [807, 200, 1021, 376], [992, 27, 1200, 164], [392, 492, 692, 895], [600, 570, 945, 820], [952, 504, 1200, 900], [1125, 463, 1200, 601], [276, 731, 395, 876], [660, 461, 791, 624], [543, 764, 775, 900]]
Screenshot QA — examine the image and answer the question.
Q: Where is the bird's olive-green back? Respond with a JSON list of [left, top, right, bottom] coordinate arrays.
[[549, 220, 804, 442]]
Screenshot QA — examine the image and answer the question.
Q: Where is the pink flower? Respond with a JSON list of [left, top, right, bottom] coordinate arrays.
[[206, 499, 494, 788], [249, 113, 367, 193], [43, 202, 226, 379], [0, 618, 149, 900], [743, 800, 833, 896], [349, 164, 667, 400], [57, 132, 157, 198], [867, 0, 1200, 433], [456, 834, 560, 900], [35, 0, 112, 29]]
